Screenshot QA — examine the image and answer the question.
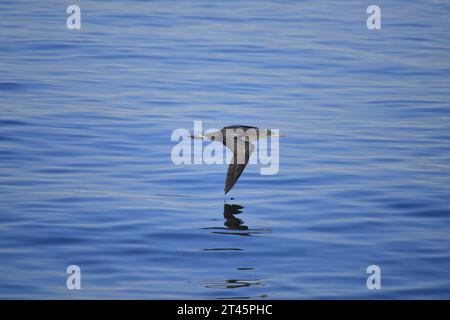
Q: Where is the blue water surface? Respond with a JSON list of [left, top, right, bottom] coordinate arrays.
[[0, 0, 450, 299]]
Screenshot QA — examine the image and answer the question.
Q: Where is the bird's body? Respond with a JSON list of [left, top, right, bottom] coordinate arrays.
[[191, 125, 283, 194]]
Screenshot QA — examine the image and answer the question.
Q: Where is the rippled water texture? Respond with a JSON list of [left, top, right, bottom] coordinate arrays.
[[1, 1, 450, 299]]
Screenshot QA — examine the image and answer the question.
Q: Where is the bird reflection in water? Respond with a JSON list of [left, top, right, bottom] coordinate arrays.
[[203, 203, 270, 236], [202, 203, 270, 297], [224, 204, 247, 231], [204, 279, 264, 289]]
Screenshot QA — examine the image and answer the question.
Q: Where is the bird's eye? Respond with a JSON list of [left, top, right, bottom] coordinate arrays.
[[211, 136, 216, 141]]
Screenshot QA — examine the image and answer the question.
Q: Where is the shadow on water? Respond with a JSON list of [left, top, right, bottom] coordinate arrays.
[[202, 202, 271, 237]]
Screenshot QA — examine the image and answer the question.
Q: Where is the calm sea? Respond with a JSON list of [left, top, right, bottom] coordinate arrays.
[[1, 0, 450, 299]]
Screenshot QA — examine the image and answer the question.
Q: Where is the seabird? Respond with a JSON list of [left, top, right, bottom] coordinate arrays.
[[190, 125, 284, 194]]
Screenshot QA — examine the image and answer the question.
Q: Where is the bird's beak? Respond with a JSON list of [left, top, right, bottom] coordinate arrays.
[[189, 135, 205, 140], [271, 133, 286, 138]]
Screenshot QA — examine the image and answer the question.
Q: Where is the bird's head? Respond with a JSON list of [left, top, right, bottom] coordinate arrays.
[[190, 130, 222, 141], [267, 129, 286, 138], [189, 134, 206, 140], [189, 135, 217, 141]]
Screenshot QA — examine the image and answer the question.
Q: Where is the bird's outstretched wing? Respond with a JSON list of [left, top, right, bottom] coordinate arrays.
[[224, 139, 255, 194]]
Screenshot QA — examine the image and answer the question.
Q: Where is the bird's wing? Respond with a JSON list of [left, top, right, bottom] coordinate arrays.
[[224, 139, 255, 194]]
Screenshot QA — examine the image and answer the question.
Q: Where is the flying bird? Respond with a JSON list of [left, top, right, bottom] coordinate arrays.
[[190, 125, 284, 194]]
